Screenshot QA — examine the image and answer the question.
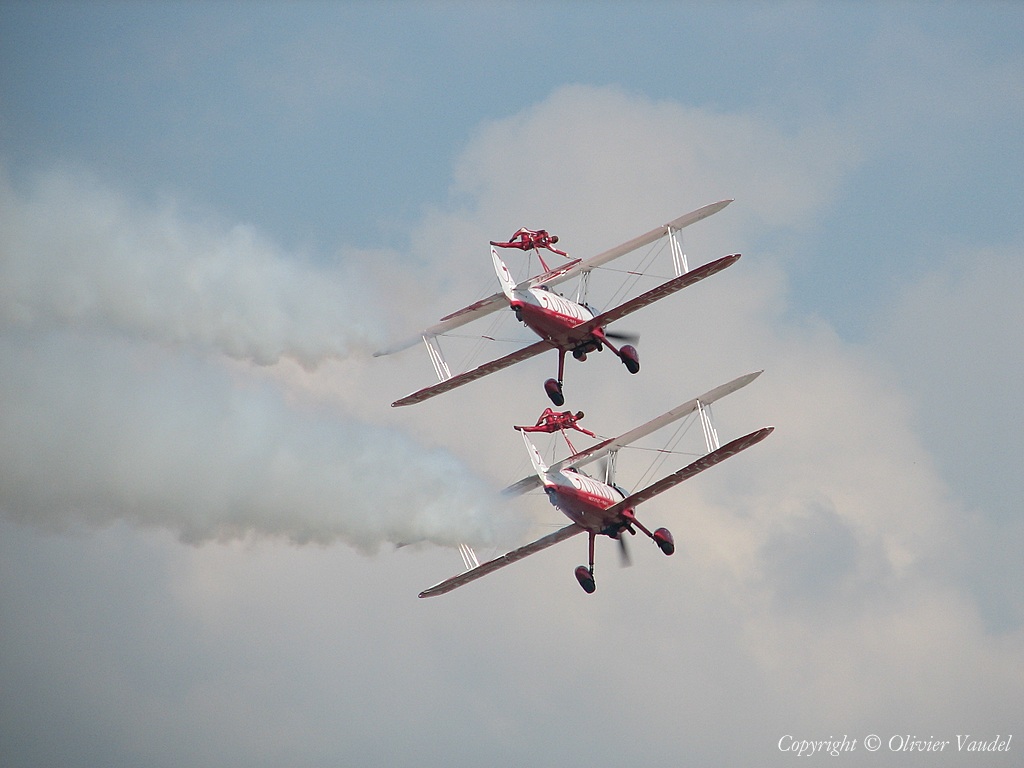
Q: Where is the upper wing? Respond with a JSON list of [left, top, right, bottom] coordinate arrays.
[[544, 199, 733, 287], [373, 293, 509, 357], [604, 426, 774, 515], [374, 200, 732, 356], [391, 339, 550, 407], [419, 523, 585, 598], [501, 370, 764, 497]]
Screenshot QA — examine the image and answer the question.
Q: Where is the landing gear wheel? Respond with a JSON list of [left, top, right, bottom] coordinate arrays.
[[654, 528, 675, 556], [544, 378, 564, 406], [620, 344, 640, 374], [574, 565, 596, 594], [572, 348, 587, 361]]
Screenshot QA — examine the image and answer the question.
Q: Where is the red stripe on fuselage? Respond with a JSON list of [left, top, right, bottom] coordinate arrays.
[[544, 473, 627, 533], [513, 291, 596, 348]]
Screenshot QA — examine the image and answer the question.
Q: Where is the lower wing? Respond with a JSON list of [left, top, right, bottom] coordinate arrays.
[[391, 339, 550, 407], [419, 523, 585, 598], [605, 426, 774, 515], [579, 253, 740, 334]]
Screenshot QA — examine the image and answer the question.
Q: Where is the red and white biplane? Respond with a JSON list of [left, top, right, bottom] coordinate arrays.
[[377, 200, 738, 407], [420, 371, 773, 597]]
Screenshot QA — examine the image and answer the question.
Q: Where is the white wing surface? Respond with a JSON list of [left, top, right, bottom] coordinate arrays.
[[391, 339, 551, 407], [418, 524, 585, 598]]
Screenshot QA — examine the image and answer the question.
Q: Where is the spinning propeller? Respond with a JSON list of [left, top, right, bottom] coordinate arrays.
[[595, 454, 633, 568], [617, 532, 633, 567], [603, 329, 640, 344]]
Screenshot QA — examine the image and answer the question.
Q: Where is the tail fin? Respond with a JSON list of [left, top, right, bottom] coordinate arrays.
[[521, 431, 549, 476], [491, 247, 517, 301]]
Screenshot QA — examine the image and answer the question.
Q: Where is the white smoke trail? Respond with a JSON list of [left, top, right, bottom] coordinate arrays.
[[0, 169, 377, 367], [0, 331, 512, 550], [0, 168, 519, 550]]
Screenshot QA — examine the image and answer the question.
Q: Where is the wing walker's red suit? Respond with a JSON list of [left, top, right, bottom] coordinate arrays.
[[515, 408, 595, 436], [490, 228, 569, 256], [515, 408, 596, 453], [491, 228, 569, 272]]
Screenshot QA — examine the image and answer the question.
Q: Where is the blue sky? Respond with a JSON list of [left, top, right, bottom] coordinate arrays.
[[2, 3, 1023, 767], [5, 1, 1020, 338]]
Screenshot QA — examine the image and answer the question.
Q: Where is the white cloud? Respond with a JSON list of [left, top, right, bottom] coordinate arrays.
[[871, 244, 1024, 632], [448, 85, 860, 249]]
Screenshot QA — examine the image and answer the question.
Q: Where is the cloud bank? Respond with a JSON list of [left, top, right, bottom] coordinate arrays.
[[0, 169, 520, 551]]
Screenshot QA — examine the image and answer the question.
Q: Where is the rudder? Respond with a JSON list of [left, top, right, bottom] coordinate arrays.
[[491, 247, 517, 301], [521, 431, 549, 476]]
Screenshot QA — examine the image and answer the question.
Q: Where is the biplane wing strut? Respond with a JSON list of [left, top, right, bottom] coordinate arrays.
[[422, 334, 452, 382]]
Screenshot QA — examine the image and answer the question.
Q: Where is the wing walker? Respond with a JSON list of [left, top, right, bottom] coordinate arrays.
[[376, 199, 774, 596]]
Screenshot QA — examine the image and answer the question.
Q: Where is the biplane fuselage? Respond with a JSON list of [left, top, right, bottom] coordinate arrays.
[[492, 248, 639, 404], [542, 467, 628, 534], [510, 285, 597, 348]]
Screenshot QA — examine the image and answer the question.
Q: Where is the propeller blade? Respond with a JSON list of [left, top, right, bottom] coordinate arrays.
[[618, 534, 632, 568], [604, 329, 640, 344]]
